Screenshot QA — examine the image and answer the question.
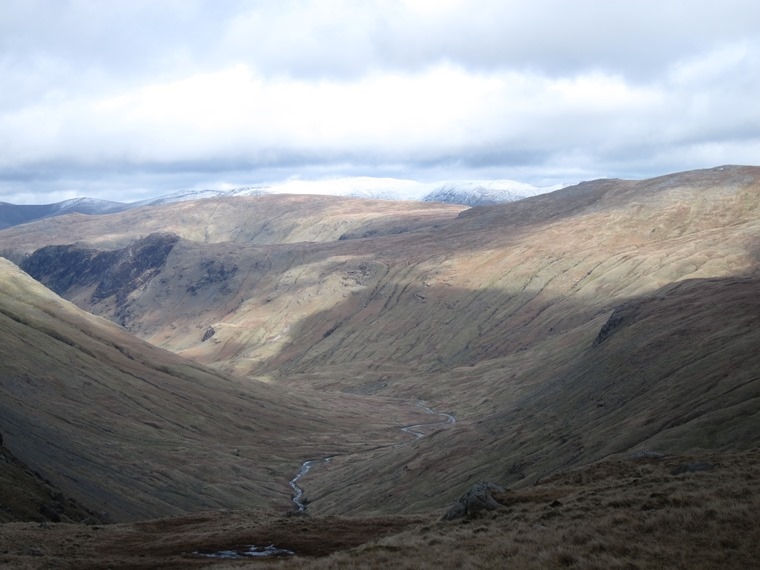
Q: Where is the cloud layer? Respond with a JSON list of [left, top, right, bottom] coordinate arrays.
[[2, 0, 760, 202]]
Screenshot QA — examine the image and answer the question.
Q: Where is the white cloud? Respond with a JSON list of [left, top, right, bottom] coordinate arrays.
[[1, 0, 760, 202], [1, 63, 668, 165]]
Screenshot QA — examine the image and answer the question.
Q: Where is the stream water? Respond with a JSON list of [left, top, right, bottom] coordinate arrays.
[[288, 401, 455, 511], [288, 457, 333, 512], [194, 402, 455, 558], [194, 544, 295, 559]]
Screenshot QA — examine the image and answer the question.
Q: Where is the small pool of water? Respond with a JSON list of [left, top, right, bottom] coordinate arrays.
[[194, 544, 295, 559]]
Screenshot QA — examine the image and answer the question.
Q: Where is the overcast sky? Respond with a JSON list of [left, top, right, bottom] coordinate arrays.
[[2, 0, 759, 204]]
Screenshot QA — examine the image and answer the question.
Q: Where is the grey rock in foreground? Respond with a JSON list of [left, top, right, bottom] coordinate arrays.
[[442, 481, 506, 520]]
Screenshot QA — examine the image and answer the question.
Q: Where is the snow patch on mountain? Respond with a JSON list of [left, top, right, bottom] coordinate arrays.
[[0, 177, 572, 230], [423, 180, 565, 206], [131, 187, 268, 207], [55, 197, 131, 214], [128, 177, 565, 208], [263, 177, 433, 201]]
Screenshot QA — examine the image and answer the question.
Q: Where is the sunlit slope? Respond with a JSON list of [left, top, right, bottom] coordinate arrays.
[[0, 259, 429, 521], [0, 193, 464, 254], [6, 165, 760, 516], [31, 165, 758, 383]]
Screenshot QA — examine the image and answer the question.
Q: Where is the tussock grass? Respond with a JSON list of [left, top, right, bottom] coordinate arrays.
[[1, 450, 757, 569]]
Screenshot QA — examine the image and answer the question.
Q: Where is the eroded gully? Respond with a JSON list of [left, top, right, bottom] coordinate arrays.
[[289, 401, 456, 512]]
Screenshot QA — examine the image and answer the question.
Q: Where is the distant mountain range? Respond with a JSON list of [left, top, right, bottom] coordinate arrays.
[[0, 177, 564, 229]]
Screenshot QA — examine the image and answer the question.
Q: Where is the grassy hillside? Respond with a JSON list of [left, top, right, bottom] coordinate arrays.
[[0, 258, 432, 522], [2, 165, 759, 521], [0, 194, 464, 253], [1, 449, 757, 568]]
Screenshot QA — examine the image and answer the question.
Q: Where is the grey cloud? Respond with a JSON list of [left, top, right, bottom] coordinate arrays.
[[6, 1, 760, 84], [1, 0, 760, 203], [218, 0, 760, 80]]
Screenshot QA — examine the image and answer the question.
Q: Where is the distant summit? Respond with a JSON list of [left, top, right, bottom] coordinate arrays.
[[0, 197, 130, 230], [0, 177, 565, 229], [422, 180, 557, 206], [130, 177, 563, 207]]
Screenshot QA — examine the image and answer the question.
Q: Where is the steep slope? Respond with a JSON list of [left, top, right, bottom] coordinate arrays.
[[299, 273, 760, 515], [4, 165, 760, 517], [0, 435, 105, 524], [0, 258, 432, 521]]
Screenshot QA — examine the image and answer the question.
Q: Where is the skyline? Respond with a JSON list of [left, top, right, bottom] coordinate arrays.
[[2, 0, 760, 204]]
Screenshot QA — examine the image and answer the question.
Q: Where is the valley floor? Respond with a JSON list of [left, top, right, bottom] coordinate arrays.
[[2, 449, 757, 569]]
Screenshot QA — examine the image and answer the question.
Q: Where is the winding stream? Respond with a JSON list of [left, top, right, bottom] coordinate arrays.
[[400, 402, 456, 439], [289, 401, 455, 511], [288, 457, 333, 512]]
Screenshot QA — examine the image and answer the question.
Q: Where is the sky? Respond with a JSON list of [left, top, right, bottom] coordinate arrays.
[[1, 0, 760, 204]]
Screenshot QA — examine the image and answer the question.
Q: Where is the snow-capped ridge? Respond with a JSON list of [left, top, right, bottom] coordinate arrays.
[[0, 176, 571, 230], [55, 197, 130, 214], [126, 176, 564, 208], [423, 180, 565, 206]]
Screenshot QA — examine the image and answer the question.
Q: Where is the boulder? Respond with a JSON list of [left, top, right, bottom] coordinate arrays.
[[442, 481, 506, 521]]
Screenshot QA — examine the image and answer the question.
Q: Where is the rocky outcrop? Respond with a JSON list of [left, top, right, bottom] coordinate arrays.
[[593, 301, 641, 346], [442, 481, 507, 520], [22, 233, 179, 325], [201, 326, 216, 342], [186, 260, 238, 296], [91, 233, 179, 303]]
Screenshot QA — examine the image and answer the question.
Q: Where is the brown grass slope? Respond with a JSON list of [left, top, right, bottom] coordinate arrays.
[[0, 194, 464, 255], [299, 272, 760, 516], [1, 449, 758, 569], [0, 437, 105, 525], [13, 166, 757, 379], [0, 258, 433, 522], [3, 165, 760, 517]]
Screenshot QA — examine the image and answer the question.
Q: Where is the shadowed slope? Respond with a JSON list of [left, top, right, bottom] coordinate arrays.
[[0, 259, 432, 521], [298, 274, 760, 515], [0, 437, 105, 524]]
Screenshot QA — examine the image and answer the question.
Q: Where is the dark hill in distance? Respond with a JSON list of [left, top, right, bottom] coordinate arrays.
[[0, 198, 130, 230]]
